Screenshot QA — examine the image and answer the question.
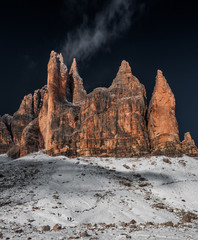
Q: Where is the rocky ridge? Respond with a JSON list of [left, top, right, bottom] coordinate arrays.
[[0, 51, 197, 158]]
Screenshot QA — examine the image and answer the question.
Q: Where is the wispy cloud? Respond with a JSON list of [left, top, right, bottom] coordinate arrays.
[[62, 0, 146, 64]]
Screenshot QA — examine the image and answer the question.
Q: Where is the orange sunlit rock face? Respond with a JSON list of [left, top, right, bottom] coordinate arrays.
[[10, 86, 47, 145], [69, 58, 87, 105], [38, 56, 150, 157], [148, 70, 181, 155], [181, 132, 198, 155], [0, 51, 197, 158], [77, 60, 150, 157]]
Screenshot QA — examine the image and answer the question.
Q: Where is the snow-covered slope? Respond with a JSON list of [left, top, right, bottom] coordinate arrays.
[[0, 153, 198, 239]]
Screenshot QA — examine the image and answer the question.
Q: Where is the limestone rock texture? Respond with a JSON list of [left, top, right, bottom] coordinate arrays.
[[181, 132, 198, 156], [20, 118, 44, 157], [11, 93, 34, 144], [77, 60, 150, 157], [0, 117, 12, 154], [69, 58, 87, 104], [39, 51, 81, 156], [39, 56, 150, 157], [148, 70, 181, 155], [7, 144, 20, 159], [11, 86, 47, 145], [0, 51, 197, 158], [2, 114, 13, 130], [6, 86, 47, 157]]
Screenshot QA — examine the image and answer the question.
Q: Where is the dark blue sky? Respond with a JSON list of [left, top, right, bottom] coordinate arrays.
[[0, 0, 198, 144]]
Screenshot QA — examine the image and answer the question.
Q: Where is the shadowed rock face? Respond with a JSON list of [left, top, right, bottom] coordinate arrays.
[[11, 94, 34, 144], [0, 51, 197, 158], [10, 86, 47, 145], [148, 70, 181, 155], [20, 118, 44, 157], [0, 86, 47, 157], [0, 118, 13, 154]]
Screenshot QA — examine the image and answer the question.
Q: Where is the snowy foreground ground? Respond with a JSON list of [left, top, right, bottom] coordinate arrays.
[[0, 153, 198, 240]]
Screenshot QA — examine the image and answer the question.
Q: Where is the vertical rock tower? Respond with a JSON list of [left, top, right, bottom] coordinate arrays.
[[69, 58, 87, 104], [77, 60, 150, 156], [0, 51, 197, 158], [39, 51, 81, 156], [148, 70, 181, 155]]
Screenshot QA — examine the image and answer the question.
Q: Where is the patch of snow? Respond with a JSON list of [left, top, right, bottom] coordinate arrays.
[[0, 153, 198, 239]]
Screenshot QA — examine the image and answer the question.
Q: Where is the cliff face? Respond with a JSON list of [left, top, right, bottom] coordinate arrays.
[[39, 57, 150, 157], [147, 70, 181, 156], [10, 86, 47, 145], [39, 51, 80, 156], [20, 118, 44, 157], [1, 51, 197, 158], [69, 58, 87, 104], [0, 117, 13, 154], [77, 60, 150, 157]]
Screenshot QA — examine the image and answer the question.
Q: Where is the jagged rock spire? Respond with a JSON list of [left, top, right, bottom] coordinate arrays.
[[69, 58, 87, 104], [148, 70, 181, 155], [117, 60, 132, 76], [1, 50, 197, 158], [111, 60, 135, 86], [69, 58, 78, 75], [110, 60, 146, 101], [47, 50, 69, 103], [155, 70, 170, 88], [181, 132, 198, 155]]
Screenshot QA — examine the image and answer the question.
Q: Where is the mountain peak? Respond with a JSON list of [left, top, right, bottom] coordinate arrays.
[[117, 60, 132, 76], [0, 51, 197, 159], [69, 58, 78, 75]]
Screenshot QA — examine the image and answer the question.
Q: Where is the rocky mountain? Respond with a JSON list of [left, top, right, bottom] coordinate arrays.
[[0, 51, 197, 158]]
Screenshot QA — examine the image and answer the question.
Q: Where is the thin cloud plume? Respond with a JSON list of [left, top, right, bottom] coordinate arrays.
[[62, 0, 146, 64]]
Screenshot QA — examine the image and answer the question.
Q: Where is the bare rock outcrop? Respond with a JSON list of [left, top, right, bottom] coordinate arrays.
[[11, 94, 34, 144], [39, 56, 150, 157], [47, 51, 69, 103], [20, 118, 44, 157], [7, 144, 20, 159], [39, 51, 80, 156], [10, 86, 47, 145], [0, 51, 197, 158], [77, 60, 150, 157], [2, 114, 13, 130], [148, 70, 181, 156], [0, 117, 13, 154], [69, 58, 87, 104], [33, 86, 47, 117], [181, 132, 198, 156]]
